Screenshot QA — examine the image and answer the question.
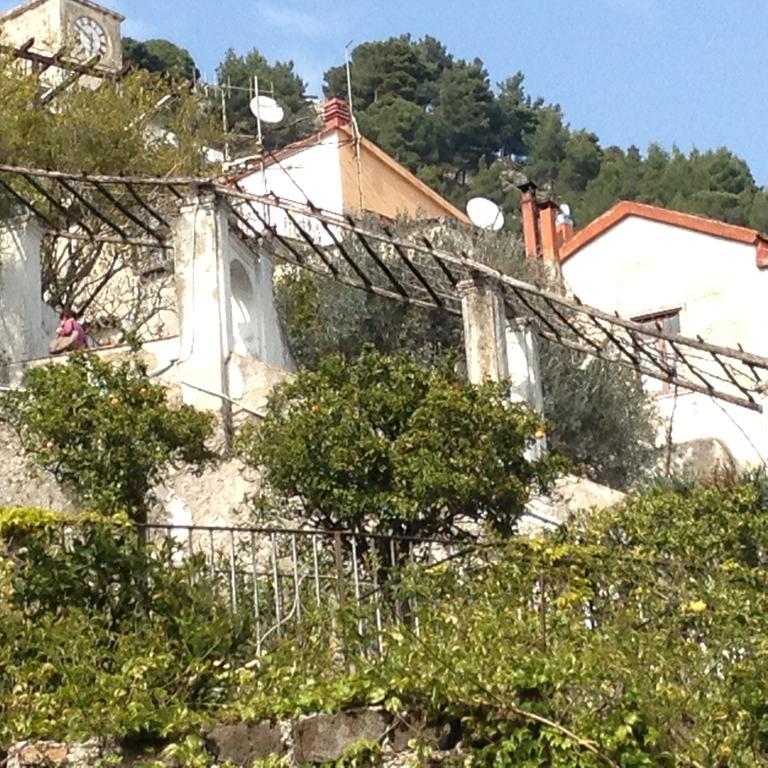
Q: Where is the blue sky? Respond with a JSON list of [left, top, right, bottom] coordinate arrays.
[[7, 0, 768, 183]]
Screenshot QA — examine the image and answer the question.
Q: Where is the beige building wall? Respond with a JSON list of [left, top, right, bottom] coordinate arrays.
[[60, 0, 122, 71], [338, 137, 469, 223], [0, 0, 60, 52]]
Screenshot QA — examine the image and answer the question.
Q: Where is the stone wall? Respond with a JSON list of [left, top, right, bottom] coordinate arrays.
[[0, 421, 262, 528], [0, 423, 76, 512], [6, 709, 465, 767], [0, 412, 625, 533]]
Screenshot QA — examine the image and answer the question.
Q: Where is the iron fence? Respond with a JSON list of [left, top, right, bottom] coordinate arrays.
[[137, 523, 468, 654]]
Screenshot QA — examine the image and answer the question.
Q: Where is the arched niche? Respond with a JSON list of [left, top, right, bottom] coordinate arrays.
[[229, 258, 258, 356]]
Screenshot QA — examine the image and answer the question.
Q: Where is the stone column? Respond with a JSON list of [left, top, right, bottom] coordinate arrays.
[[506, 317, 544, 412], [506, 317, 547, 457], [0, 214, 48, 361], [459, 274, 547, 457], [458, 274, 509, 384], [172, 193, 233, 423]]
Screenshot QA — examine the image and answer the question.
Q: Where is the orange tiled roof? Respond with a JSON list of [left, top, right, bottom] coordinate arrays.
[[560, 200, 768, 269]]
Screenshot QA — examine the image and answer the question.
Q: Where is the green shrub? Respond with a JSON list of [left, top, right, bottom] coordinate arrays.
[[237, 347, 563, 539], [4, 480, 768, 765], [0, 353, 214, 522], [0, 516, 255, 746]]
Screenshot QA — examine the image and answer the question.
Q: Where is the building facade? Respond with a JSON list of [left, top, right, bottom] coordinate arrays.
[[520, 191, 768, 467]]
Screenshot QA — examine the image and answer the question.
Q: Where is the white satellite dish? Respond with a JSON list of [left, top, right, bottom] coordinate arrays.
[[556, 201, 573, 225], [466, 197, 504, 231], [249, 95, 285, 124]]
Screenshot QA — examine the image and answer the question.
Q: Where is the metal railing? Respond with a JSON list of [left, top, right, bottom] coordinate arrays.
[[139, 523, 466, 654]]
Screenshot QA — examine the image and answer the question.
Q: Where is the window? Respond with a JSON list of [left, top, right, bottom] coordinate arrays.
[[632, 309, 681, 392]]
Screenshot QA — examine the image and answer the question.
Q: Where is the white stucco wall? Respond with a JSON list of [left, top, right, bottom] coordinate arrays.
[[227, 235, 294, 370], [237, 132, 344, 246], [239, 132, 344, 213], [561, 217, 768, 465], [172, 195, 294, 421], [562, 218, 768, 353], [656, 391, 768, 467]]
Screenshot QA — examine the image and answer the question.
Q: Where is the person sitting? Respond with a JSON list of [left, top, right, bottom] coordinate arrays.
[[49, 309, 87, 355]]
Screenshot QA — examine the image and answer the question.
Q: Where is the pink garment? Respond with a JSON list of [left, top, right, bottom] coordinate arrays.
[[57, 318, 87, 349]]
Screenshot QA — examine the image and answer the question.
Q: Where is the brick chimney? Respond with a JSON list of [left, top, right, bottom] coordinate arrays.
[[519, 182, 539, 260], [517, 180, 573, 262], [556, 217, 575, 251], [539, 201, 559, 262], [757, 238, 768, 269], [324, 98, 352, 130]]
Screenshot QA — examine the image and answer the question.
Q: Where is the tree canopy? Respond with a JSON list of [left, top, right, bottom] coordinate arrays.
[[122, 37, 199, 80], [237, 347, 561, 539], [216, 48, 318, 150], [275, 219, 658, 490], [318, 34, 768, 232], [0, 55, 219, 176]]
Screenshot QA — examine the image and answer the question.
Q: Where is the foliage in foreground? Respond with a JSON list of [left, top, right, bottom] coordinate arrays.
[[0, 509, 254, 747], [3, 478, 768, 764], [0, 353, 214, 522], [237, 347, 561, 538]]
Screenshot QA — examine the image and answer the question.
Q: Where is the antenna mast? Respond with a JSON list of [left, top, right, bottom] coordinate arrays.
[[254, 75, 263, 146], [345, 41, 364, 211]]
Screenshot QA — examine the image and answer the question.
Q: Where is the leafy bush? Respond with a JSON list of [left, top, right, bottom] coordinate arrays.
[[227, 477, 768, 766], [0, 353, 214, 522], [275, 220, 658, 491], [5, 480, 768, 764], [0, 514, 254, 746], [237, 347, 562, 539]]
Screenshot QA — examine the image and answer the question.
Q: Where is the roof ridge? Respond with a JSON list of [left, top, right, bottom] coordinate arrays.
[[560, 199, 767, 266]]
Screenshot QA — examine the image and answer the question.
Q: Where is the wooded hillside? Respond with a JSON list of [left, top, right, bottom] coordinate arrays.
[[130, 33, 768, 231]]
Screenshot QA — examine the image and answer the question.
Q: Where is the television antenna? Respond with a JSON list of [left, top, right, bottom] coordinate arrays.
[[466, 197, 505, 231]]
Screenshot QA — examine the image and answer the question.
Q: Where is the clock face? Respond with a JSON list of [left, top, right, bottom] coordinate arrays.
[[73, 16, 108, 58]]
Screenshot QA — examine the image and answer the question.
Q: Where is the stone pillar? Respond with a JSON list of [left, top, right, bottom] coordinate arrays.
[[459, 274, 547, 456], [458, 275, 508, 384], [172, 193, 233, 421], [762, 392, 768, 460], [0, 214, 48, 361], [506, 317, 547, 457], [506, 317, 544, 412]]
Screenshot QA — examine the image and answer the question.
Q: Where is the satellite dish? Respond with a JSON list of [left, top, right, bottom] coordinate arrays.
[[249, 95, 285, 124], [557, 202, 573, 226], [466, 197, 504, 231]]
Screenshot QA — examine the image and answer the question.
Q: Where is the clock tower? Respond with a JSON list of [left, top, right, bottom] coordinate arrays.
[[0, 0, 124, 75]]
